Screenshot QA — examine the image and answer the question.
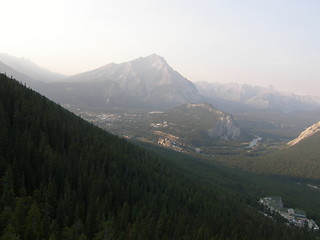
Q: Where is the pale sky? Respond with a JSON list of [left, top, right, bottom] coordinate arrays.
[[1, 0, 320, 96]]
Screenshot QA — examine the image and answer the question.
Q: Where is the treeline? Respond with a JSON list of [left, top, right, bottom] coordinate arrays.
[[0, 73, 318, 239]]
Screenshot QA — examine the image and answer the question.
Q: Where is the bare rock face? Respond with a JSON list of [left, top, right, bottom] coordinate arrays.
[[288, 121, 320, 146], [208, 114, 241, 140]]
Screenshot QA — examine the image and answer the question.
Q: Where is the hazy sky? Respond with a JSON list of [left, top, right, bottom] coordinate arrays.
[[1, 0, 320, 95]]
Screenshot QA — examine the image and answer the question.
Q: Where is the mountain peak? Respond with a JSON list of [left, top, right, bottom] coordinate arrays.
[[288, 121, 320, 146], [132, 54, 169, 70], [50, 54, 201, 110], [147, 53, 165, 60], [144, 54, 165, 61]]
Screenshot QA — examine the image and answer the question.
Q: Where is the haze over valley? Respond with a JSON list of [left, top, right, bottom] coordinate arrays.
[[1, 1, 320, 239], [1, 53, 320, 149]]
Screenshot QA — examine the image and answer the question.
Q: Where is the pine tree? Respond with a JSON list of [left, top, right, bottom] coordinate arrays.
[[24, 202, 43, 240], [1, 224, 20, 240]]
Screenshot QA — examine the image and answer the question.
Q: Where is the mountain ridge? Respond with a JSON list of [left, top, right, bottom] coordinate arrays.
[[65, 54, 195, 90], [1, 53, 320, 113], [196, 81, 320, 112], [0, 53, 65, 82], [288, 121, 320, 146], [168, 103, 241, 141]]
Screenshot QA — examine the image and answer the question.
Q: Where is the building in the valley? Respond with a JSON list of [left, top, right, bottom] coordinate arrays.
[[259, 196, 283, 210], [259, 196, 319, 230]]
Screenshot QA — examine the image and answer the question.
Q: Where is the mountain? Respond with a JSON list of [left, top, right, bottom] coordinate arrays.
[[2, 53, 319, 143], [74, 103, 241, 151], [158, 103, 241, 144], [0, 60, 35, 84], [45, 54, 204, 110], [3, 73, 318, 239], [288, 121, 320, 146], [196, 81, 320, 112], [0, 53, 65, 82], [265, 123, 320, 179], [225, 121, 320, 180], [2, 53, 320, 113], [0, 60, 51, 97]]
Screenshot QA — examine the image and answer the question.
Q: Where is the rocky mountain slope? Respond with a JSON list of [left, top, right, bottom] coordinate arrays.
[[46, 54, 204, 110], [196, 81, 320, 112], [288, 121, 320, 146]]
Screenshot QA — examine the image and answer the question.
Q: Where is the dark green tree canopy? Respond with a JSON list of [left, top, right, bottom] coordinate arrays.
[[0, 73, 318, 239]]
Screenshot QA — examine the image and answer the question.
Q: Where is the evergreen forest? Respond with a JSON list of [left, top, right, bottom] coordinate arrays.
[[0, 73, 319, 239]]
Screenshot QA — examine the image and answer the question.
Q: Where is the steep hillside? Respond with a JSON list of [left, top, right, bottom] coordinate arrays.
[[223, 121, 320, 180], [262, 128, 320, 179], [0, 61, 35, 85], [0, 60, 48, 94], [288, 121, 320, 146], [1, 73, 318, 239], [0, 53, 65, 82], [234, 108, 320, 140], [268, 122, 320, 179], [44, 54, 203, 110]]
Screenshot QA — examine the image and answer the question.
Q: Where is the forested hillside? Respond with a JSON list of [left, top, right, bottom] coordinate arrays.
[[0, 73, 317, 239], [218, 121, 320, 180], [235, 132, 320, 180]]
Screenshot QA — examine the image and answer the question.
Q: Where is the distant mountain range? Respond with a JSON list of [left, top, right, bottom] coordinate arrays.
[[0, 60, 35, 85], [1, 53, 320, 143], [1, 53, 320, 113], [196, 81, 320, 112], [2, 53, 320, 179], [0, 53, 65, 82]]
